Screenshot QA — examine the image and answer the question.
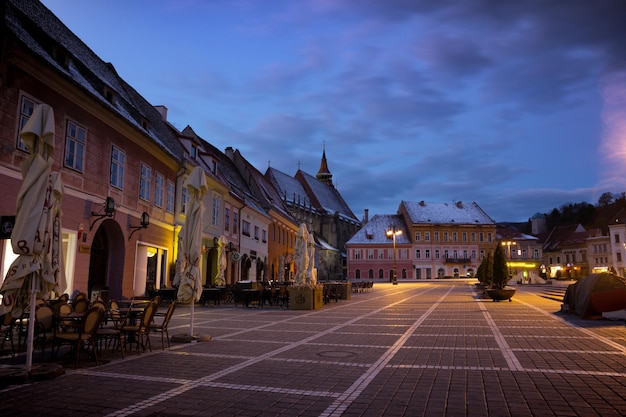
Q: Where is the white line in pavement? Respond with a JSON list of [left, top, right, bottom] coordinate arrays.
[[105, 285, 439, 417], [319, 286, 454, 417], [476, 295, 525, 372], [514, 297, 626, 354]]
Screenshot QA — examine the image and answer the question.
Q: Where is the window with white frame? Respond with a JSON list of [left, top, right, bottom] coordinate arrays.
[[225, 208, 230, 231], [425, 249, 430, 259], [354, 249, 361, 260], [262, 230, 267, 243], [233, 212, 239, 234], [140, 163, 151, 201], [64, 120, 86, 171], [242, 220, 250, 236], [254, 225, 259, 240], [110, 146, 125, 189], [17, 95, 37, 152], [378, 250, 384, 259], [416, 249, 421, 259], [415, 232, 421, 241], [166, 180, 175, 213], [212, 196, 220, 226], [154, 173, 164, 208], [181, 187, 188, 214], [367, 249, 374, 259]]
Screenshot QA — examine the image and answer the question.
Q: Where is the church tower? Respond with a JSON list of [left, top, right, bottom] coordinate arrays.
[[316, 143, 333, 187]]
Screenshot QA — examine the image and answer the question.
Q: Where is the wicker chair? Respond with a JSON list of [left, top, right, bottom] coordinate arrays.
[[149, 301, 177, 349], [53, 307, 104, 368]]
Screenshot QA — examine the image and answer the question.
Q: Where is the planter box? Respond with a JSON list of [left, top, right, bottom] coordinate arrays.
[[288, 286, 323, 310], [485, 287, 516, 302], [338, 282, 351, 300]]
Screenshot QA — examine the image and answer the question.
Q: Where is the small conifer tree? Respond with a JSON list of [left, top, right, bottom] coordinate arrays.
[[492, 242, 509, 289]]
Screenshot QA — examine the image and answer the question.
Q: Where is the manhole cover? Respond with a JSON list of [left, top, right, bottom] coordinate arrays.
[[317, 350, 357, 358]]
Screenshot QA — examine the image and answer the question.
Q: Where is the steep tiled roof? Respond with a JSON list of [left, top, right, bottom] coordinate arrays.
[[6, 0, 185, 162], [266, 167, 312, 210], [401, 201, 495, 225], [542, 224, 600, 252], [266, 167, 359, 224], [496, 224, 539, 241], [347, 214, 410, 245], [296, 170, 359, 223]]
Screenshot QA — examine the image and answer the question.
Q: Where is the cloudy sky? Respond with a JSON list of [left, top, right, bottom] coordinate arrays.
[[41, 0, 626, 222]]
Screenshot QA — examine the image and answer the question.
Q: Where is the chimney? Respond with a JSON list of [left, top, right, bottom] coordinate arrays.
[[364, 209, 369, 224], [154, 105, 168, 121]]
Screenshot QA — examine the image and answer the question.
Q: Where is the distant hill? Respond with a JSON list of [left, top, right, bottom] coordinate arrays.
[[507, 192, 626, 236]]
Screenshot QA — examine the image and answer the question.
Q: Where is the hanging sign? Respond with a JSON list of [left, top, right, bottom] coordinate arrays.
[[0, 216, 15, 239]]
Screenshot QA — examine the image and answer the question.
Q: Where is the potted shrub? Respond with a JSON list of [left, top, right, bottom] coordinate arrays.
[[485, 242, 516, 302]]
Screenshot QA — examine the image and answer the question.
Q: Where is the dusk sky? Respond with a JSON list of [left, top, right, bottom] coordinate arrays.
[[41, 0, 626, 223]]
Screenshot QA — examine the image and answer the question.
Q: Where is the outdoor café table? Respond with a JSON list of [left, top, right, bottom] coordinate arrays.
[[201, 288, 222, 305], [241, 289, 261, 308]]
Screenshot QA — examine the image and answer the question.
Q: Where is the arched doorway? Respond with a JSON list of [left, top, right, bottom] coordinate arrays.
[[241, 255, 252, 280], [88, 219, 125, 300]]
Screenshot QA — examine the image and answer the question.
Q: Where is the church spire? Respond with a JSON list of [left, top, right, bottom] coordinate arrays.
[[316, 142, 333, 186]]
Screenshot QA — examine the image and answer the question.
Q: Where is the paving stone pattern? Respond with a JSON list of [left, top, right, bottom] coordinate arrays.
[[1, 282, 626, 417]]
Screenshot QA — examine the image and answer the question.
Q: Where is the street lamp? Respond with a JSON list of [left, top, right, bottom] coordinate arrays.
[[502, 240, 516, 280], [386, 225, 402, 285]]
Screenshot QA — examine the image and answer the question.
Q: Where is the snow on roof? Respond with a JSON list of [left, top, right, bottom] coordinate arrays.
[[402, 201, 495, 225], [347, 214, 410, 245], [298, 171, 358, 222], [267, 168, 309, 205], [7, 0, 184, 162]]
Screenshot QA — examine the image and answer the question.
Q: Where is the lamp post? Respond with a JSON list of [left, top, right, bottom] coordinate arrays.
[[502, 240, 516, 281], [386, 225, 402, 285]]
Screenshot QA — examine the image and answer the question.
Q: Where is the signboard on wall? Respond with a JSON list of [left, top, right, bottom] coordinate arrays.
[[0, 216, 15, 239]]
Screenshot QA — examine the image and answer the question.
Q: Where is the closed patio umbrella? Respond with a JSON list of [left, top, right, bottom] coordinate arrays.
[[215, 235, 227, 286], [306, 231, 316, 285], [174, 166, 207, 338], [0, 104, 65, 373]]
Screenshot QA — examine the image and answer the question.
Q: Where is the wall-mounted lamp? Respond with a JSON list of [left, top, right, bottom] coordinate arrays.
[[128, 211, 149, 240], [228, 242, 234, 252], [90, 197, 115, 231]]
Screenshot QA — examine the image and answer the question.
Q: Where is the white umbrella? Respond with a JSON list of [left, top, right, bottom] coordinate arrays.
[[214, 235, 227, 286], [0, 104, 65, 373], [175, 166, 207, 338], [294, 223, 309, 285]]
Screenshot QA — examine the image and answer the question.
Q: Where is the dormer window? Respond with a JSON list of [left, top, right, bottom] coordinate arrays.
[[51, 44, 70, 69], [103, 86, 117, 105], [141, 117, 150, 131], [190, 144, 197, 160]]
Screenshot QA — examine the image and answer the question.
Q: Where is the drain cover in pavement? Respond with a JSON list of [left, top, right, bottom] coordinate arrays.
[[317, 350, 357, 358]]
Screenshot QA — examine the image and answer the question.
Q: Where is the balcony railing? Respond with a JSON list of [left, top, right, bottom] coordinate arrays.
[[444, 257, 472, 264]]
